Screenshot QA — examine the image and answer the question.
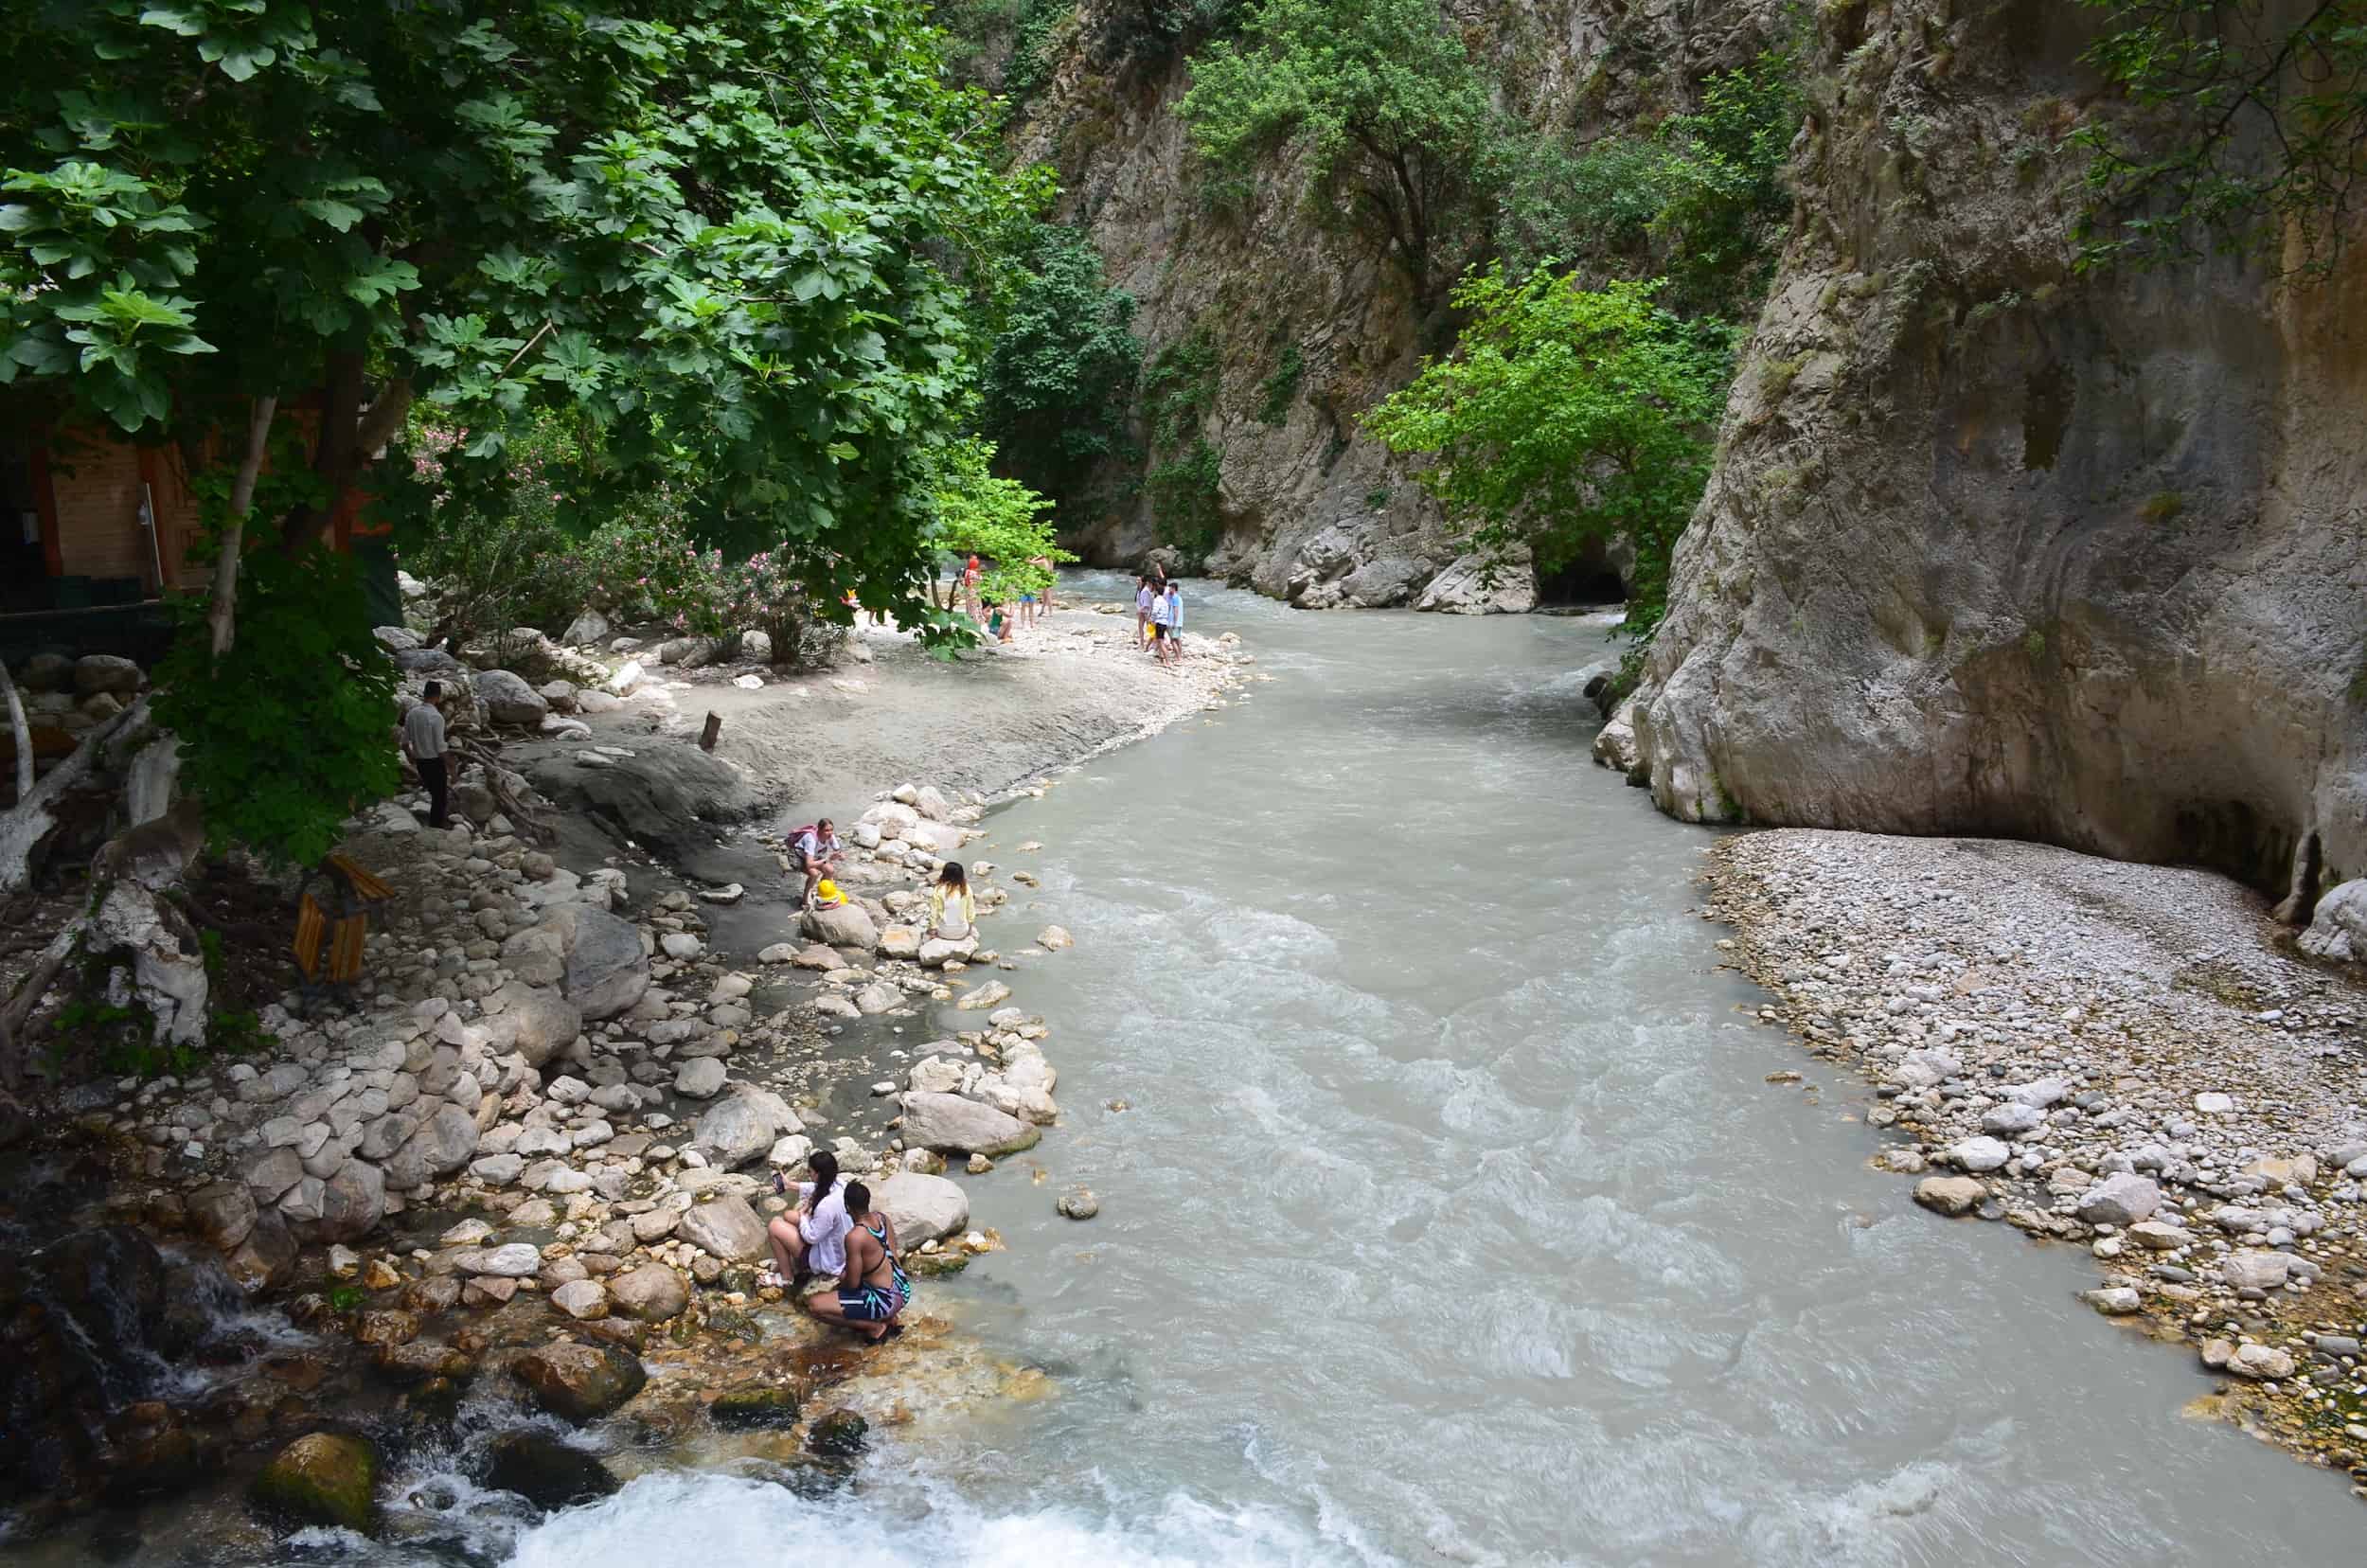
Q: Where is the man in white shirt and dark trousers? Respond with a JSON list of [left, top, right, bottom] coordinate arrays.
[[402, 682, 452, 829]]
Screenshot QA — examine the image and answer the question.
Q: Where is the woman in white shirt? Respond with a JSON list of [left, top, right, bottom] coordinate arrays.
[[765, 1149, 850, 1287], [927, 862, 976, 943]]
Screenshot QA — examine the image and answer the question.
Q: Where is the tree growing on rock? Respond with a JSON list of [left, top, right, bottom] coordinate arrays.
[[1361, 271, 1736, 640], [1180, 0, 1507, 309]]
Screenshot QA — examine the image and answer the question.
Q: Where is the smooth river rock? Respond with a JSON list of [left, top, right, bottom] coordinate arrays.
[[898, 1091, 1041, 1156]]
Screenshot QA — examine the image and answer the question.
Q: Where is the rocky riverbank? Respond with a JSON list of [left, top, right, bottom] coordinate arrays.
[[0, 587, 1254, 1550], [1705, 829, 2367, 1494]]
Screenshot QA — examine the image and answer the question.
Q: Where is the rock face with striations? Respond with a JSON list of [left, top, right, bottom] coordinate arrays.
[[1628, 0, 2367, 911]]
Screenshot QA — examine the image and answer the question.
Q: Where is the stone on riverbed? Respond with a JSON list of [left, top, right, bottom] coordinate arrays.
[[2074, 1173, 2162, 1228], [879, 926, 922, 961], [460, 1242, 543, 1278], [551, 1279, 609, 1321], [1037, 926, 1074, 951], [802, 902, 879, 952], [1947, 1136, 2011, 1173], [252, 1432, 379, 1531], [693, 1088, 793, 1168], [898, 1091, 1040, 1156], [608, 1263, 689, 1322], [873, 1171, 970, 1245], [674, 1058, 728, 1098], [1913, 1176, 1987, 1217], [677, 1196, 769, 1262], [2221, 1250, 2291, 1291], [955, 980, 1011, 1010], [485, 1430, 619, 1512], [514, 1342, 648, 1423]]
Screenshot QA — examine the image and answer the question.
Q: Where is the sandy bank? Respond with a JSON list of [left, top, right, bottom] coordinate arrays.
[[1708, 828, 2367, 1491]]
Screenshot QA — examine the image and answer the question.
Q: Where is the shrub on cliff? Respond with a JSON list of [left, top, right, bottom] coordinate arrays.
[[1362, 271, 1735, 638], [1180, 0, 1508, 307]]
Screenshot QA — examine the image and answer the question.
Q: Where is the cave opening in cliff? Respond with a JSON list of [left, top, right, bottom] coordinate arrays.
[[1534, 557, 1627, 608]]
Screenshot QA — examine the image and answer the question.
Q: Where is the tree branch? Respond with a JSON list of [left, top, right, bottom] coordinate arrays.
[[211, 393, 278, 659], [0, 658, 31, 805]]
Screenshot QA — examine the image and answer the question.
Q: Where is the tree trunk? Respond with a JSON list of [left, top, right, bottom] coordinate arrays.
[[0, 696, 150, 895], [0, 918, 80, 1091], [0, 658, 31, 805], [209, 394, 279, 658]]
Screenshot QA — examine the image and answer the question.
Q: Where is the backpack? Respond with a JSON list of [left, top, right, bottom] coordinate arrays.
[[786, 824, 817, 855]]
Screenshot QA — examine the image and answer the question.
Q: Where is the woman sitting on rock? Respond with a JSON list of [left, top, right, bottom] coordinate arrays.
[[928, 862, 976, 944], [765, 1149, 848, 1289]]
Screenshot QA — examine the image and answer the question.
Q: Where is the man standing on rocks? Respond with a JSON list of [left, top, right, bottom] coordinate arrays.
[[402, 682, 452, 829], [789, 818, 844, 910]]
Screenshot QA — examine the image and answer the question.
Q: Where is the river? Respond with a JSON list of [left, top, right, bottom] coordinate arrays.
[[18, 579, 2359, 1565], [504, 577, 2358, 1565]]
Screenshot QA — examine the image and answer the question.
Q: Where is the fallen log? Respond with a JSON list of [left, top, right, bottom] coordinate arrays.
[[0, 695, 151, 895]]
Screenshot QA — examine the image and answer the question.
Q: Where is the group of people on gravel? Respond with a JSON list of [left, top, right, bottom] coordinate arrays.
[[1135, 568, 1185, 665], [964, 551, 1059, 644]]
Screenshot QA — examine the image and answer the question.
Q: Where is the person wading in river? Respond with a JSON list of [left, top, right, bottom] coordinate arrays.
[[766, 1149, 849, 1288], [803, 1181, 910, 1341]]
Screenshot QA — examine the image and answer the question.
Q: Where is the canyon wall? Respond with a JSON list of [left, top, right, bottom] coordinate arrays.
[[1626, 0, 2367, 906], [1013, 0, 1775, 611]]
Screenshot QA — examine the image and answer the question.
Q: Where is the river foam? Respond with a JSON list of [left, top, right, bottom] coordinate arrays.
[[502, 1470, 1372, 1568]]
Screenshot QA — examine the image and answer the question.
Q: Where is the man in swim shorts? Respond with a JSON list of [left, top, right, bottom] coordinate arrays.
[[803, 1182, 909, 1341]]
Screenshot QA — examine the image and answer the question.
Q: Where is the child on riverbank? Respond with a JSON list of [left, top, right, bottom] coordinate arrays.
[[1136, 577, 1155, 649]]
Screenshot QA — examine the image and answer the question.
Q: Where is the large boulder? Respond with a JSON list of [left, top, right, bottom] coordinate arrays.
[[2074, 1172, 2162, 1228], [801, 901, 879, 952], [692, 1089, 792, 1169], [2301, 880, 2367, 965], [251, 1432, 379, 1531], [607, 1263, 689, 1323], [73, 653, 142, 695], [383, 1104, 480, 1188], [676, 1197, 769, 1262], [472, 668, 551, 726], [513, 1342, 647, 1423], [898, 1092, 1040, 1156], [297, 1158, 387, 1243], [187, 1180, 258, 1252], [873, 1171, 970, 1247], [481, 982, 582, 1069], [543, 905, 650, 1021], [561, 610, 614, 647], [484, 1430, 619, 1512]]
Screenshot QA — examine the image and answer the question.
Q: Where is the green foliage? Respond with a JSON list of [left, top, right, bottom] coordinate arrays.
[[1089, 0, 1252, 74], [977, 223, 1142, 508], [1493, 40, 1803, 315], [0, 0, 1045, 619], [1494, 136, 1670, 279], [152, 461, 400, 868], [928, 438, 1072, 611], [326, 1284, 365, 1313], [52, 994, 208, 1080], [1146, 438, 1227, 566], [1256, 343, 1306, 423], [1362, 270, 1735, 637], [207, 1007, 269, 1055], [1649, 40, 1806, 313], [997, 0, 1075, 107], [1180, 0, 1507, 304], [1142, 326, 1222, 446], [2073, 0, 2367, 273]]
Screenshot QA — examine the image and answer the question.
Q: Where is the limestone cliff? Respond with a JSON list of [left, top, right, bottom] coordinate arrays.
[[1009, 0, 1772, 611], [1625, 0, 2367, 908]]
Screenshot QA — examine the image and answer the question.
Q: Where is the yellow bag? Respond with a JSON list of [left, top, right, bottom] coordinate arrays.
[[814, 879, 846, 906]]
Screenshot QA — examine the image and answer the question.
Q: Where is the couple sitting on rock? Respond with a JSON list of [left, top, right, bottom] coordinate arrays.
[[764, 1149, 911, 1341]]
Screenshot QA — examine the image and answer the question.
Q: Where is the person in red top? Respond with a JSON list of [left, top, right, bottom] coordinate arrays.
[[962, 553, 982, 618]]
